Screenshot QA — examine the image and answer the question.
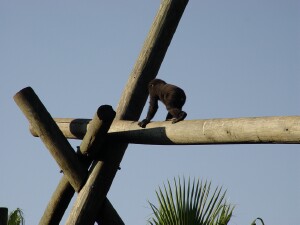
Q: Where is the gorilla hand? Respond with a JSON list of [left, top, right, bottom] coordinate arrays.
[[138, 119, 150, 128]]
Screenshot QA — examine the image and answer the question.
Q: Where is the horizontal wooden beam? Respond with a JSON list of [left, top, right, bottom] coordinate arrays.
[[30, 116, 300, 144]]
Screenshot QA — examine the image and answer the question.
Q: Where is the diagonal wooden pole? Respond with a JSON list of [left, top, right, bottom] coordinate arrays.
[[14, 87, 87, 191], [14, 88, 123, 225], [66, 0, 189, 224], [116, 0, 189, 121], [37, 106, 123, 225]]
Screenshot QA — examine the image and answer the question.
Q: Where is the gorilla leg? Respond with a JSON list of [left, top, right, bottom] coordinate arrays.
[[167, 108, 187, 123], [165, 112, 173, 121]]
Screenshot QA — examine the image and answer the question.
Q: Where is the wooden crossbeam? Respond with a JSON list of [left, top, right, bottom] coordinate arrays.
[[30, 116, 300, 144]]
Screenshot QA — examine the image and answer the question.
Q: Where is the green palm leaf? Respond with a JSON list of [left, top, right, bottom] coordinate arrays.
[[8, 208, 25, 225], [148, 177, 234, 225]]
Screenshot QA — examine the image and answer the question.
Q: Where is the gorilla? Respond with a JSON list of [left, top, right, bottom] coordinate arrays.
[[138, 79, 187, 128]]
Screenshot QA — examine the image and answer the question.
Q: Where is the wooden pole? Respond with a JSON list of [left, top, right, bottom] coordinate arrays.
[[31, 116, 300, 144], [39, 176, 75, 225], [14, 87, 87, 192], [30, 118, 91, 139], [0, 208, 8, 225], [39, 170, 124, 225], [116, 0, 189, 121], [109, 117, 300, 144], [80, 105, 116, 157], [66, 0, 189, 224], [66, 162, 112, 224], [38, 106, 123, 225]]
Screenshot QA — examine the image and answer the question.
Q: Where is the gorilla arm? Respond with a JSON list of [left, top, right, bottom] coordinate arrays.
[[138, 96, 158, 128]]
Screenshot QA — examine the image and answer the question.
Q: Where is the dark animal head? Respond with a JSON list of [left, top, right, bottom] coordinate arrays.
[[148, 79, 166, 90]]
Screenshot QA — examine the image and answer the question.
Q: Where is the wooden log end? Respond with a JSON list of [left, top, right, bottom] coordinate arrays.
[[13, 87, 37, 113], [97, 105, 116, 121], [13, 86, 33, 99], [80, 105, 116, 157]]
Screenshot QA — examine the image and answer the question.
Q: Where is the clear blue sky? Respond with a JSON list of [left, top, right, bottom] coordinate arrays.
[[1, 1, 299, 224]]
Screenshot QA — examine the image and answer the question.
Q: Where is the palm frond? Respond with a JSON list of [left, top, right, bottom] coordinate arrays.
[[8, 208, 25, 225], [148, 177, 234, 225]]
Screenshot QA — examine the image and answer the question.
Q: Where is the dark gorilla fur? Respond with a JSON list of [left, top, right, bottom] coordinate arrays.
[[138, 79, 187, 128]]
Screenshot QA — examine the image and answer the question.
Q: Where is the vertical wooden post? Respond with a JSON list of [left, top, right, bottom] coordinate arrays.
[[0, 208, 8, 225], [66, 0, 189, 224]]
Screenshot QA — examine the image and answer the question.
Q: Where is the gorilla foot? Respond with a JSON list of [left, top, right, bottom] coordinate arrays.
[[172, 112, 187, 124]]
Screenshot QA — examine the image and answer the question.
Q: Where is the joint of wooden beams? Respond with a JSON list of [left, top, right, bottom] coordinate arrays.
[[14, 87, 124, 225]]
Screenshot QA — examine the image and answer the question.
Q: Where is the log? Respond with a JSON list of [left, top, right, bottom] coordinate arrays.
[[97, 198, 125, 225], [80, 105, 116, 156], [14, 87, 87, 192], [116, 0, 189, 121], [66, 0, 189, 224], [39, 176, 75, 225], [39, 174, 124, 225], [0, 208, 8, 225], [66, 162, 114, 224], [38, 106, 123, 225], [109, 117, 300, 144], [30, 118, 91, 139], [31, 116, 300, 144]]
